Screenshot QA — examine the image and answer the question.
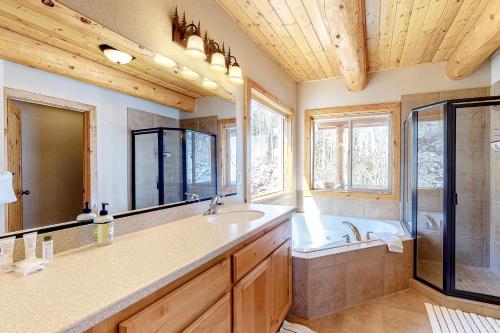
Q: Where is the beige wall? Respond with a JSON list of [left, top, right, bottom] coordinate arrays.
[[16, 101, 84, 229]]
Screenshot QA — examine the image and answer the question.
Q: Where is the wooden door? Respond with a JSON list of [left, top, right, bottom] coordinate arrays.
[[233, 258, 271, 333], [6, 99, 23, 232], [183, 293, 231, 333], [270, 240, 292, 332]]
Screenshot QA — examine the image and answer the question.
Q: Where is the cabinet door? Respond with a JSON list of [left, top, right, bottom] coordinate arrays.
[[183, 293, 231, 333], [270, 239, 292, 333], [233, 259, 271, 333]]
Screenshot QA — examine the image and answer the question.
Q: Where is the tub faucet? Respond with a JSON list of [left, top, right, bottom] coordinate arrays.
[[342, 221, 362, 241], [203, 195, 224, 215], [423, 214, 440, 229]]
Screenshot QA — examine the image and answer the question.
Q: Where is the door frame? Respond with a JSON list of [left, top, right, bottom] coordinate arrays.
[[3, 88, 97, 232]]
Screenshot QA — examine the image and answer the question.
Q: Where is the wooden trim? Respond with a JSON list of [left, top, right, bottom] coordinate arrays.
[[0, 27, 196, 112], [304, 102, 401, 201], [4, 88, 97, 212], [244, 78, 294, 202], [218, 118, 237, 194]]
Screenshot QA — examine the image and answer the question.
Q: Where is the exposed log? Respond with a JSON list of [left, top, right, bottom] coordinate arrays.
[[0, 27, 196, 112], [446, 0, 500, 80], [319, 0, 367, 91]]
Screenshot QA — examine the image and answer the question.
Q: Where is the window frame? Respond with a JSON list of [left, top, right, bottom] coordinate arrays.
[[305, 102, 400, 201], [244, 78, 294, 202], [218, 118, 237, 194]]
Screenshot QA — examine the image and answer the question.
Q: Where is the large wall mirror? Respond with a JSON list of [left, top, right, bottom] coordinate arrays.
[[0, 61, 237, 236]]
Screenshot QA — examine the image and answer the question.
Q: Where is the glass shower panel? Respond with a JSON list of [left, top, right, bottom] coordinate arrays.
[[134, 132, 159, 209], [185, 130, 217, 199], [403, 116, 413, 232], [163, 130, 183, 204], [415, 105, 445, 289], [454, 105, 500, 297]]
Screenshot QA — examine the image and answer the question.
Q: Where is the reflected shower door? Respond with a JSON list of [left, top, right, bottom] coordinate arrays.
[[133, 132, 159, 209], [185, 130, 217, 199], [414, 105, 445, 289]]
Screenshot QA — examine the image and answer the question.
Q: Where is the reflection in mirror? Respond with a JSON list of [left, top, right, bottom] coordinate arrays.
[[1, 63, 236, 236]]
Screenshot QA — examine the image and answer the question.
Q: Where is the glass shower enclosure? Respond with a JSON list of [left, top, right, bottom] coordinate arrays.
[[131, 127, 217, 210], [403, 96, 500, 305]]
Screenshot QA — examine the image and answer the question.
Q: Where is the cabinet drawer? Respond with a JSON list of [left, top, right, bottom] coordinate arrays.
[[119, 259, 231, 333], [183, 293, 231, 333], [233, 220, 291, 282]]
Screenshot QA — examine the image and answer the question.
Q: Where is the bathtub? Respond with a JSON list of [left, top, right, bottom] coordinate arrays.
[[292, 213, 406, 253]]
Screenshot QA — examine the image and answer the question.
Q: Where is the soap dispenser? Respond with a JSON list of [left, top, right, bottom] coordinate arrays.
[[77, 202, 97, 223], [93, 203, 114, 246]]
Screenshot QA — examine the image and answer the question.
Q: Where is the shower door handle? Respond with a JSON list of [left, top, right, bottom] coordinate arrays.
[[454, 193, 458, 205]]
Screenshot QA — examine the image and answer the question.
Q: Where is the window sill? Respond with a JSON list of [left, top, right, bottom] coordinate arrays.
[[307, 190, 399, 201], [251, 191, 294, 203]]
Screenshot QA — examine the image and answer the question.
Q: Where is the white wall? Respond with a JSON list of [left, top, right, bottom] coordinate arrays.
[[180, 96, 236, 120], [296, 61, 492, 215], [492, 50, 500, 86], [0, 60, 180, 225]]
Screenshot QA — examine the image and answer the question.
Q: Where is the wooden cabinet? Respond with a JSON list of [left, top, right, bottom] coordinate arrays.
[[91, 219, 292, 333], [233, 259, 271, 333], [270, 240, 292, 333]]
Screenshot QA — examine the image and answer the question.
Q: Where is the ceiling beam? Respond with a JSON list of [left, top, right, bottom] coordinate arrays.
[[446, 0, 500, 80], [318, 0, 367, 91]]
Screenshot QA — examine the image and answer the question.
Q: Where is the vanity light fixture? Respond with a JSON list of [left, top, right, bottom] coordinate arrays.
[[99, 44, 135, 65], [181, 66, 200, 81], [207, 41, 227, 73], [184, 23, 206, 60], [228, 56, 244, 85], [153, 53, 176, 68], [201, 77, 218, 90]]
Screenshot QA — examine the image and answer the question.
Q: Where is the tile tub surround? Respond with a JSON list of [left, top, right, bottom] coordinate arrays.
[[290, 238, 414, 319], [0, 203, 295, 333]]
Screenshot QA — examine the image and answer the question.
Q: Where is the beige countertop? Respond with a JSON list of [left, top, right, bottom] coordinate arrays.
[[0, 203, 295, 333]]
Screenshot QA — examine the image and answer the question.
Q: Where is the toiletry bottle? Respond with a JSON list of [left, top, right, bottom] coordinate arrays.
[[77, 202, 97, 222], [93, 203, 114, 246], [42, 236, 53, 262]]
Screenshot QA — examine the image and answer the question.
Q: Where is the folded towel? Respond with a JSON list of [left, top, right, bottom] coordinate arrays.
[[375, 232, 403, 253], [279, 320, 317, 333]]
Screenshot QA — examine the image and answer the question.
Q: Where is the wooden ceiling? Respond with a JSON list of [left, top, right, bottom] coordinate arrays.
[[217, 0, 499, 90]]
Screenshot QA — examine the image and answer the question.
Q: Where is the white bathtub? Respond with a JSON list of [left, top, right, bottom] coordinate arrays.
[[292, 213, 407, 253]]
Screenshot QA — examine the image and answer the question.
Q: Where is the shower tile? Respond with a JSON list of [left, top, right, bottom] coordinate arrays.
[[309, 264, 347, 318], [308, 253, 346, 270], [345, 256, 385, 307], [291, 257, 309, 318], [384, 244, 413, 294]]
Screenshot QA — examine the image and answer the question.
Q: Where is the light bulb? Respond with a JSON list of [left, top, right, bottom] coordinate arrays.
[[99, 45, 134, 65]]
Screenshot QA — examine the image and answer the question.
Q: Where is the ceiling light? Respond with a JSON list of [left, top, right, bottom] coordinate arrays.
[[99, 44, 134, 65], [153, 54, 176, 68], [181, 67, 200, 81], [210, 52, 227, 73], [186, 34, 206, 60], [228, 64, 243, 84], [201, 77, 218, 90]]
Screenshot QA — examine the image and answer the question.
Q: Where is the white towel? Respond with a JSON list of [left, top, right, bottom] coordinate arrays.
[[279, 320, 317, 333], [375, 232, 403, 253]]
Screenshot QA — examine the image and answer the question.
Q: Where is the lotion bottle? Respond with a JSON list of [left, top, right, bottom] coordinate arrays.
[[93, 203, 114, 246], [77, 202, 97, 223]]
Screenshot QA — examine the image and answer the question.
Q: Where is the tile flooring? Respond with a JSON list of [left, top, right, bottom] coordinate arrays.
[[287, 289, 435, 333]]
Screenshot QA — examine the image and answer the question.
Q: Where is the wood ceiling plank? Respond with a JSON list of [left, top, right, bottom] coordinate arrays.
[[245, 0, 314, 81], [0, 27, 196, 111], [378, 0, 398, 70], [444, 0, 490, 59], [301, 0, 342, 75], [284, 0, 338, 77], [399, 0, 431, 67], [421, 0, 464, 63], [410, 0, 448, 65], [446, 0, 500, 80], [365, 0, 381, 71], [388, 0, 415, 69], [318, 0, 367, 91], [432, 0, 482, 62], [268, 0, 327, 80], [216, 0, 304, 81]]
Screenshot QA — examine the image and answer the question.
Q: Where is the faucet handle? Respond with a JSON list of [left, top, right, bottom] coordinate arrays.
[[366, 231, 375, 240], [342, 234, 351, 243]]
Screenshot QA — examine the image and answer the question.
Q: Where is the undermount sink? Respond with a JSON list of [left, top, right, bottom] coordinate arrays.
[[206, 210, 265, 224]]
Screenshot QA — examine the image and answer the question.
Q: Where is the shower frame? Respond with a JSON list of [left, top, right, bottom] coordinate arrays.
[[405, 95, 500, 306], [131, 127, 217, 210]]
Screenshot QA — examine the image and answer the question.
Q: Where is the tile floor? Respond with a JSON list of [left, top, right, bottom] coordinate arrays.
[[287, 289, 435, 333]]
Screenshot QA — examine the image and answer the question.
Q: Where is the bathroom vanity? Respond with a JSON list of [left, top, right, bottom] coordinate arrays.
[[0, 204, 294, 333]]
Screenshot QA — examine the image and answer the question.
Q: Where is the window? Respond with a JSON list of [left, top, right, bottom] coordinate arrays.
[[417, 118, 444, 189], [250, 99, 285, 197], [306, 103, 400, 200], [245, 79, 293, 201], [218, 119, 237, 193]]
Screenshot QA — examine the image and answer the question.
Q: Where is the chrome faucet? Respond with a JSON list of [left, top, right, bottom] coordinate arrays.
[[423, 214, 441, 229], [185, 192, 199, 202], [342, 221, 362, 241], [203, 195, 224, 215]]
